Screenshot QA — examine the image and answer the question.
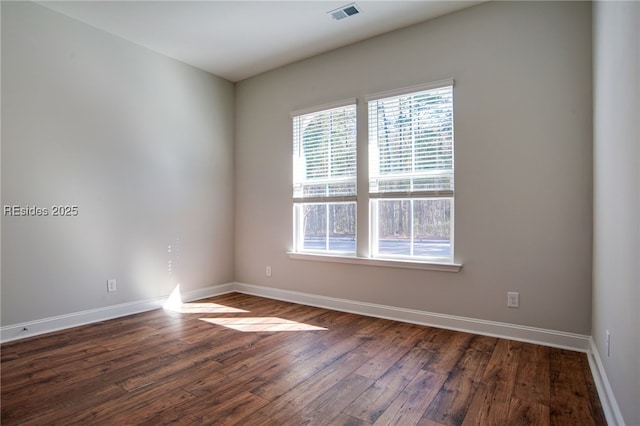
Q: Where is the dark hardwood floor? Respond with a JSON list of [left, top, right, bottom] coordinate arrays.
[[1, 292, 606, 425]]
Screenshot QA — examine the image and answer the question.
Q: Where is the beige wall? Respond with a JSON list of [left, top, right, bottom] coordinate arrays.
[[1, 1, 597, 338], [235, 1, 593, 334], [1, 2, 235, 325], [593, 1, 640, 424]]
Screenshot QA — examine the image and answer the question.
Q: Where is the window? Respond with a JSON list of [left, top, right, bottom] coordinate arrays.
[[292, 102, 357, 255], [291, 80, 455, 267], [368, 82, 454, 263]]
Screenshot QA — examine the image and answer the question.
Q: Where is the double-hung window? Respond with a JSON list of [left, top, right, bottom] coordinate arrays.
[[292, 102, 357, 255], [291, 81, 455, 266], [368, 81, 454, 263]]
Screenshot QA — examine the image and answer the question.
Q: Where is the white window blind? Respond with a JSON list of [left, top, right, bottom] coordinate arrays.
[[368, 84, 454, 198], [293, 104, 357, 203]]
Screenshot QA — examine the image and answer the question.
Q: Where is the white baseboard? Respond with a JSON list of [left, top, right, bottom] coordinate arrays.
[[232, 282, 591, 352], [180, 283, 235, 303], [0, 280, 592, 353], [587, 338, 626, 426], [0, 283, 235, 343]]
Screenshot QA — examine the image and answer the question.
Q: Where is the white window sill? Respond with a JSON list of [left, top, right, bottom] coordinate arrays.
[[287, 252, 462, 272]]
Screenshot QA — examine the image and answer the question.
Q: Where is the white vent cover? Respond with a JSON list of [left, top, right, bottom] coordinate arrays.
[[328, 3, 361, 21]]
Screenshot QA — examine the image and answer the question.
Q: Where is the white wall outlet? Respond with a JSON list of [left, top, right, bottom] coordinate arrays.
[[606, 329, 611, 356], [507, 291, 519, 308], [107, 279, 117, 292], [266, 266, 272, 277]]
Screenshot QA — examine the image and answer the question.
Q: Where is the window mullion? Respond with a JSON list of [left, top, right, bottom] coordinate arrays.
[[410, 199, 414, 257], [325, 203, 330, 251], [357, 100, 370, 258]]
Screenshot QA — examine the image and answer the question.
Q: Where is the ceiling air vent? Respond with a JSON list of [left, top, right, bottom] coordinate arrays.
[[328, 3, 361, 21]]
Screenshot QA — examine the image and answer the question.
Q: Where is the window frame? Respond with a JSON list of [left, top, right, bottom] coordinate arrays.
[[367, 80, 455, 264], [289, 80, 460, 270], [291, 100, 358, 256]]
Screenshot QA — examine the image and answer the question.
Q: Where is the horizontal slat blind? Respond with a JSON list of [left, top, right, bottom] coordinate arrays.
[[368, 85, 453, 198], [293, 104, 357, 202]]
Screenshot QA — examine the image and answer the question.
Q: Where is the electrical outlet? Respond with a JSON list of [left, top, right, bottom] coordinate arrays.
[[507, 291, 519, 308], [107, 279, 117, 292], [266, 266, 272, 277], [606, 330, 611, 356]]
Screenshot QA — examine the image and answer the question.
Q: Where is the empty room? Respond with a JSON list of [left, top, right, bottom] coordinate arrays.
[[1, 1, 638, 425]]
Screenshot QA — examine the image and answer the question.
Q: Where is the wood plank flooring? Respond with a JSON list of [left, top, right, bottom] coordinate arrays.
[[1, 293, 606, 425]]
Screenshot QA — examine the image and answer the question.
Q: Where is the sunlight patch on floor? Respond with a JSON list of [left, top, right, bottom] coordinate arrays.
[[199, 317, 327, 332]]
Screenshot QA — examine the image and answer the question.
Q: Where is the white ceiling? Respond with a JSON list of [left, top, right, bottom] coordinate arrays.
[[38, 1, 483, 82]]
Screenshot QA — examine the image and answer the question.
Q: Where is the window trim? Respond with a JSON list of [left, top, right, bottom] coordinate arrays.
[[287, 251, 462, 273], [365, 78, 454, 102], [291, 98, 358, 118]]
